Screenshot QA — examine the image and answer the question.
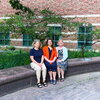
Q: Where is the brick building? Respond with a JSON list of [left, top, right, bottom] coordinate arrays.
[[0, 0, 100, 51]]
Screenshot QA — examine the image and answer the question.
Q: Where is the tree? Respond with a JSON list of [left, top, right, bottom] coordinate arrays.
[[0, 0, 79, 43]]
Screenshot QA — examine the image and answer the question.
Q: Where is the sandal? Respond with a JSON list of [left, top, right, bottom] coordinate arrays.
[[37, 83, 42, 88], [43, 82, 48, 87], [58, 77, 61, 82], [61, 78, 64, 82]]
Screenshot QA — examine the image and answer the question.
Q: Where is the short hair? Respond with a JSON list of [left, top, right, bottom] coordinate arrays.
[[32, 39, 42, 48], [57, 39, 64, 45], [58, 39, 64, 43]]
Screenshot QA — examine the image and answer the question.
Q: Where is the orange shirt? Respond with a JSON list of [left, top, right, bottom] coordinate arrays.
[[42, 46, 57, 60]]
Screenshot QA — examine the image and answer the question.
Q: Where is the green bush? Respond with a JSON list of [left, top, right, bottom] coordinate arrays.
[[68, 50, 100, 59], [0, 50, 30, 69], [0, 49, 100, 70], [6, 45, 16, 51]]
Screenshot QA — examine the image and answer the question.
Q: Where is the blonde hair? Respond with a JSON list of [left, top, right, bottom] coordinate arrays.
[[32, 39, 42, 48]]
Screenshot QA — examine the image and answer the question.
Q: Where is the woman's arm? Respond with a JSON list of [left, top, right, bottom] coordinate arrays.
[[61, 47, 68, 61], [51, 48, 57, 63], [30, 56, 39, 65], [51, 57, 57, 63], [40, 55, 44, 64], [43, 46, 51, 63], [44, 56, 51, 62]]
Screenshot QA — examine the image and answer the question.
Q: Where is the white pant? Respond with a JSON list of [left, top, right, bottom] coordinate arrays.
[[30, 62, 47, 83]]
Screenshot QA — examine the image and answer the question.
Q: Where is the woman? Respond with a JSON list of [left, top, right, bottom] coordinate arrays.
[[43, 39, 57, 85], [30, 39, 47, 88], [56, 39, 68, 82]]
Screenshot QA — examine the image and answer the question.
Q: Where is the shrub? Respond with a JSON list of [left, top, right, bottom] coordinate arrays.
[[0, 50, 30, 69], [6, 45, 16, 51], [68, 50, 100, 59], [0, 49, 100, 70]]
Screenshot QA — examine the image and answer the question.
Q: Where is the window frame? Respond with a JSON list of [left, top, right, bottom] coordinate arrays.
[[0, 32, 10, 46], [23, 34, 33, 46], [77, 26, 92, 49]]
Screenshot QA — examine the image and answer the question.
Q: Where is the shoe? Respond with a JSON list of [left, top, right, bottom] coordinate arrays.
[[53, 80, 57, 85], [37, 83, 42, 88], [61, 78, 64, 82], [50, 80, 53, 84], [58, 77, 61, 82], [43, 82, 48, 87]]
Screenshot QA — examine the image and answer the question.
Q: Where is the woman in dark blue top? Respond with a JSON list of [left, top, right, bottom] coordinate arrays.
[[30, 39, 47, 88]]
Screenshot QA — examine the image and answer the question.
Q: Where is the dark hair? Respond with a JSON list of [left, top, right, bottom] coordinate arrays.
[[45, 38, 54, 48]]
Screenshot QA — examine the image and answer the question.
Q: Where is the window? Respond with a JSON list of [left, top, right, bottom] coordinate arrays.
[[0, 33, 10, 45], [78, 26, 92, 49], [23, 34, 33, 46], [48, 26, 62, 46]]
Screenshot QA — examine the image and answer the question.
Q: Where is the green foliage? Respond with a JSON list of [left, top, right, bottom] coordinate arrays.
[[68, 50, 100, 59], [0, 50, 30, 69], [9, 0, 34, 16], [92, 29, 100, 40], [0, 50, 100, 69], [0, 22, 10, 34], [6, 45, 16, 51]]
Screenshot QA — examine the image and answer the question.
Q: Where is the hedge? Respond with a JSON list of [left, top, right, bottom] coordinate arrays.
[[0, 50, 30, 69], [68, 50, 100, 59], [0, 50, 100, 69]]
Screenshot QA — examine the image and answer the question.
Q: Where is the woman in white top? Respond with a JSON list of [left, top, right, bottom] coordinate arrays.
[[56, 39, 68, 82]]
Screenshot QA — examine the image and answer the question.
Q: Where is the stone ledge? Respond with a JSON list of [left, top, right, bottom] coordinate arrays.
[[0, 57, 100, 96], [66, 57, 100, 76], [0, 67, 35, 85], [0, 67, 35, 96], [68, 57, 100, 67]]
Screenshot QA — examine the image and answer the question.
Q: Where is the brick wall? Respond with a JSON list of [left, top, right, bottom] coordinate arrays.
[[0, 0, 100, 15], [0, 0, 100, 23]]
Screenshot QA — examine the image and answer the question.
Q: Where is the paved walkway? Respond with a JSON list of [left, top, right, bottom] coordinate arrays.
[[0, 72, 100, 100]]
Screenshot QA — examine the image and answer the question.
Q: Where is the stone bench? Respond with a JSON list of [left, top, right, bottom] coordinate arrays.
[[0, 66, 35, 96], [66, 57, 100, 76], [0, 57, 100, 96]]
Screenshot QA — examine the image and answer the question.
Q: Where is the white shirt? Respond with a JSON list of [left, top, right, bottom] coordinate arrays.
[[56, 46, 68, 61]]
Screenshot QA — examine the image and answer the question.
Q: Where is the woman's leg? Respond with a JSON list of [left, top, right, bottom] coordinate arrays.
[[49, 71, 53, 80], [44, 61, 53, 80], [52, 72, 57, 80], [52, 62, 57, 81], [30, 62, 41, 83], [41, 63, 47, 82], [60, 68, 64, 79], [57, 67, 61, 78]]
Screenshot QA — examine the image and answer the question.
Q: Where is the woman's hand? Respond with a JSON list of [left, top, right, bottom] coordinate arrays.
[[37, 63, 42, 67], [57, 59, 62, 62], [49, 60, 54, 63], [48, 60, 53, 63]]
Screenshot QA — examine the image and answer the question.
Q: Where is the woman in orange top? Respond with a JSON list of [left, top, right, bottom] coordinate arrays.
[[43, 38, 57, 85]]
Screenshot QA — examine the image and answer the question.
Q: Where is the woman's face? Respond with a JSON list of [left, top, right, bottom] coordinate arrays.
[[58, 40, 64, 47], [47, 40, 53, 47], [34, 41, 40, 48]]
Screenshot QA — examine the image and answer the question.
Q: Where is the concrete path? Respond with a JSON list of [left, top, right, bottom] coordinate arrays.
[[0, 72, 100, 100]]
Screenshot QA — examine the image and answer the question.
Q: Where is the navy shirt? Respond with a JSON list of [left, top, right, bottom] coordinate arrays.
[[30, 48, 43, 63]]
